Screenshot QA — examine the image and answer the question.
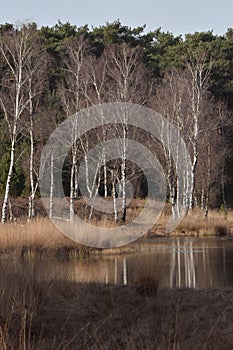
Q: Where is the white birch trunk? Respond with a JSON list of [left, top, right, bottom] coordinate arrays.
[[121, 125, 127, 222], [103, 152, 108, 198], [0, 26, 39, 223], [49, 152, 54, 219], [187, 55, 211, 209], [1, 127, 16, 223], [88, 174, 101, 221], [28, 88, 36, 219], [189, 149, 198, 209], [112, 179, 118, 223], [69, 155, 75, 221], [1, 42, 22, 223], [70, 114, 78, 221], [74, 164, 78, 198]]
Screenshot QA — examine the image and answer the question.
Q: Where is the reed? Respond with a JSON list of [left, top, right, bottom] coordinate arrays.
[[174, 209, 231, 236], [146, 207, 233, 236], [0, 208, 232, 258]]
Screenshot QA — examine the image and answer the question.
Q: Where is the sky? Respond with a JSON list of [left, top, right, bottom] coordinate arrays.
[[0, 0, 232, 36]]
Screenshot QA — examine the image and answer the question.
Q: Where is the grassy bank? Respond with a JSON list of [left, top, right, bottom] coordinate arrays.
[[149, 208, 232, 237], [0, 258, 233, 349], [174, 209, 231, 236], [0, 217, 140, 259], [0, 206, 232, 258]]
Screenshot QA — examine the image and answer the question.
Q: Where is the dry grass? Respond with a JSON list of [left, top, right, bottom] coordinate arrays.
[[2, 197, 233, 240], [0, 217, 98, 259], [0, 207, 232, 259], [0, 217, 64, 249], [0, 259, 65, 349], [174, 209, 232, 236], [146, 207, 233, 237], [0, 258, 233, 349], [0, 217, 140, 258]]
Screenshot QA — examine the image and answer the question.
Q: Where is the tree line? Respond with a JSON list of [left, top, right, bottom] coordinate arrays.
[[0, 20, 232, 223]]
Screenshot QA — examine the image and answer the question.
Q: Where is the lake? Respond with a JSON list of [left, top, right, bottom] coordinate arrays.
[[58, 237, 233, 289]]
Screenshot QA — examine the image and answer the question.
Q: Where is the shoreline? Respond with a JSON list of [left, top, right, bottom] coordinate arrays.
[[0, 217, 232, 260]]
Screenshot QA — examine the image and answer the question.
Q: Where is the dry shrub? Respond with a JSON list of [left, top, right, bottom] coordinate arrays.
[[131, 254, 161, 296], [213, 225, 229, 236], [135, 276, 158, 296]]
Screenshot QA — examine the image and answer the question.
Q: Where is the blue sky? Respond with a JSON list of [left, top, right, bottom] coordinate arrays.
[[1, 0, 232, 36]]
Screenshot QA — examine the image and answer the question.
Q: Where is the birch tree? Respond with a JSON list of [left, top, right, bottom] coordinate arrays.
[[0, 24, 38, 223], [195, 100, 230, 215], [154, 58, 213, 214], [60, 39, 111, 222], [153, 68, 189, 218], [83, 54, 109, 198], [105, 43, 148, 221], [185, 51, 212, 209], [25, 35, 47, 219], [59, 36, 88, 220]]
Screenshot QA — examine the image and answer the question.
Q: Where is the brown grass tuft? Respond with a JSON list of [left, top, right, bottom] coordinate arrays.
[[131, 254, 161, 296], [135, 276, 158, 296]]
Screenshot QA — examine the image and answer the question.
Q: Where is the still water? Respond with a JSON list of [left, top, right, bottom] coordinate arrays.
[[63, 237, 233, 289]]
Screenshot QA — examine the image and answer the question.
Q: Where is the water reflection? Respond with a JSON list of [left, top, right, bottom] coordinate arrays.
[[170, 238, 196, 288], [64, 238, 233, 289]]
